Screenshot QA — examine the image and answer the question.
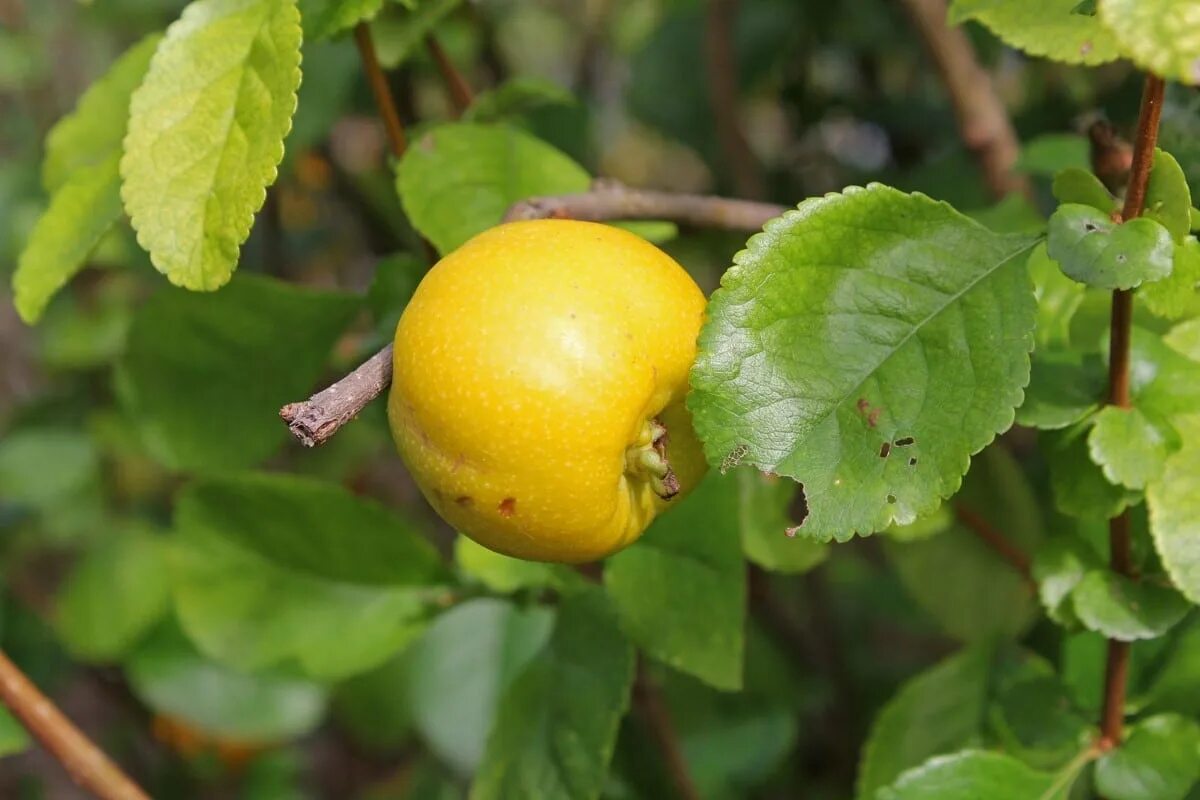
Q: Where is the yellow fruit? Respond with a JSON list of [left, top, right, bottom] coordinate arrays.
[[388, 219, 708, 563]]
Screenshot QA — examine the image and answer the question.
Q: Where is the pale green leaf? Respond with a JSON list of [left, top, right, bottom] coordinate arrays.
[[1148, 414, 1200, 604], [1087, 405, 1178, 489], [605, 472, 746, 690], [126, 622, 327, 742], [115, 274, 358, 471], [948, 0, 1123, 65], [406, 599, 554, 775], [1129, 327, 1200, 418], [122, 0, 303, 290], [1052, 168, 1116, 212], [1095, 714, 1200, 800], [1046, 204, 1174, 290], [0, 709, 29, 758], [1145, 149, 1193, 242], [453, 536, 578, 595], [878, 751, 1061, 800], [472, 589, 633, 800], [297, 0, 382, 39], [396, 122, 590, 255], [737, 469, 827, 574], [1142, 238, 1200, 320], [1098, 0, 1200, 86], [42, 34, 160, 193], [1016, 134, 1089, 176], [1071, 571, 1190, 641], [690, 185, 1038, 541], [55, 524, 171, 662], [1028, 242, 1088, 349]]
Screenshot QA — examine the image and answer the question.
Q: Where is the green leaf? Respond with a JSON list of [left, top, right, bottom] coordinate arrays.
[[396, 122, 590, 255], [878, 750, 1060, 800], [126, 622, 327, 742], [297, 0, 382, 39], [605, 472, 746, 690], [0, 428, 98, 510], [1088, 405, 1178, 490], [454, 536, 578, 595], [1047, 204, 1174, 290], [332, 651, 415, 753], [1095, 714, 1200, 800], [472, 589, 634, 800], [1142, 238, 1200, 320], [121, 0, 303, 290], [884, 446, 1042, 643], [55, 523, 171, 662], [856, 646, 992, 800], [1016, 134, 1090, 176], [1146, 149, 1193, 242], [370, 0, 463, 68], [690, 185, 1038, 541], [1143, 621, 1200, 715], [463, 77, 577, 124], [987, 674, 1092, 770], [1045, 421, 1141, 520], [1052, 168, 1116, 212], [41, 34, 160, 193], [0, 709, 29, 758], [948, 0, 1123, 65], [1071, 571, 1190, 641], [171, 476, 444, 679], [1130, 327, 1200, 418], [1148, 414, 1200, 604], [1033, 536, 1102, 626], [115, 274, 358, 471], [177, 473, 447, 585], [406, 598, 554, 775], [1016, 349, 1104, 430], [1029, 242, 1088, 349], [1098, 0, 1200, 86], [737, 469, 827, 574]]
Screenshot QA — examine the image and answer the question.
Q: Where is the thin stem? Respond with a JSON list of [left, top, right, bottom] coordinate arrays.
[[634, 660, 700, 800], [0, 650, 150, 800], [354, 23, 407, 158], [1098, 73, 1165, 750], [953, 504, 1034, 589], [703, 0, 766, 199], [280, 344, 393, 447], [425, 35, 474, 116]]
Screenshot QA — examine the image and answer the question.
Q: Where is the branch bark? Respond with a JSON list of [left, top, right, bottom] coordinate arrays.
[[354, 23, 407, 158], [425, 35, 474, 116], [703, 0, 766, 199], [282, 182, 786, 447], [1098, 74, 1165, 750], [0, 650, 150, 800], [897, 0, 1031, 200], [634, 660, 700, 800], [953, 504, 1034, 589]]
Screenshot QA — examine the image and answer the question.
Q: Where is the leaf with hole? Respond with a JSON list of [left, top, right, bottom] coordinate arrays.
[[1047, 204, 1173, 290], [690, 185, 1038, 542]]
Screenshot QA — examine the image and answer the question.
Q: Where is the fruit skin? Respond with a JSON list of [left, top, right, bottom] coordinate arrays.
[[388, 219, 708, 563]]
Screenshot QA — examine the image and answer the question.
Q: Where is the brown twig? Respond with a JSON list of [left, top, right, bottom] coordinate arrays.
[[506, 179, 786, 229], [425, 35, 474, 116], [354, 23, 407, 158], [703, 0, 766, 199], [280, 344, 393, 447], [899, 0, 1031, 200], [0, 650, 149, 800], [1098, 74, 1165, 751], [953, 504, 1034, 589], [634, 660, 700, 800]]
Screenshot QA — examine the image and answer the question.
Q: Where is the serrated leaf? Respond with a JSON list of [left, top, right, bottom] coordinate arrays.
[[406, 599, 554, 775], [396, 122, 590, 255], [1047, 204, 1174, 290], [1017, 349, 1104, 430], [1148, 414, 1200, 604], [121, 0, 302, 290], [1095, 714, 1200, 800], [1087, 405, 1178, 490], [1071, 571, 1190, 641], [736, 469, 827, 574], [171, 475, 445, 679], [297, 0, 382, 39], [472, 589, 634, 800], [126, 621, 327, 742], [1098, 0, 1200, 86], [178, 473, 447, 585], [690, 186, 1038, 541], [1146, 149, 1193, 242], [115, 274, 358, 471], [1052, 168, 1116, 212], [1143, 238, 1200, 320], [856, 646, 992, 800], [42, 34, 160, 193], [55, 523, 171, 662], [605, 472, 746, 690], [1033, 536, 1101, 626], [454, 536, 579, 595], [885, 446, 1042, 643], [948, 0, 1122, 65], [1044, 421, 1141, 520], [878, 750, 1060, 800]]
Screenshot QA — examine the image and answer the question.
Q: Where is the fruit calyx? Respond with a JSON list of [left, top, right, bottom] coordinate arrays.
[[625, 419, 680, 500]]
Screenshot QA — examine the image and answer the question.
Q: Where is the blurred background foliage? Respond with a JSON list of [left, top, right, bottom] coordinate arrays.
[[0, 0, 1187, 797]]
